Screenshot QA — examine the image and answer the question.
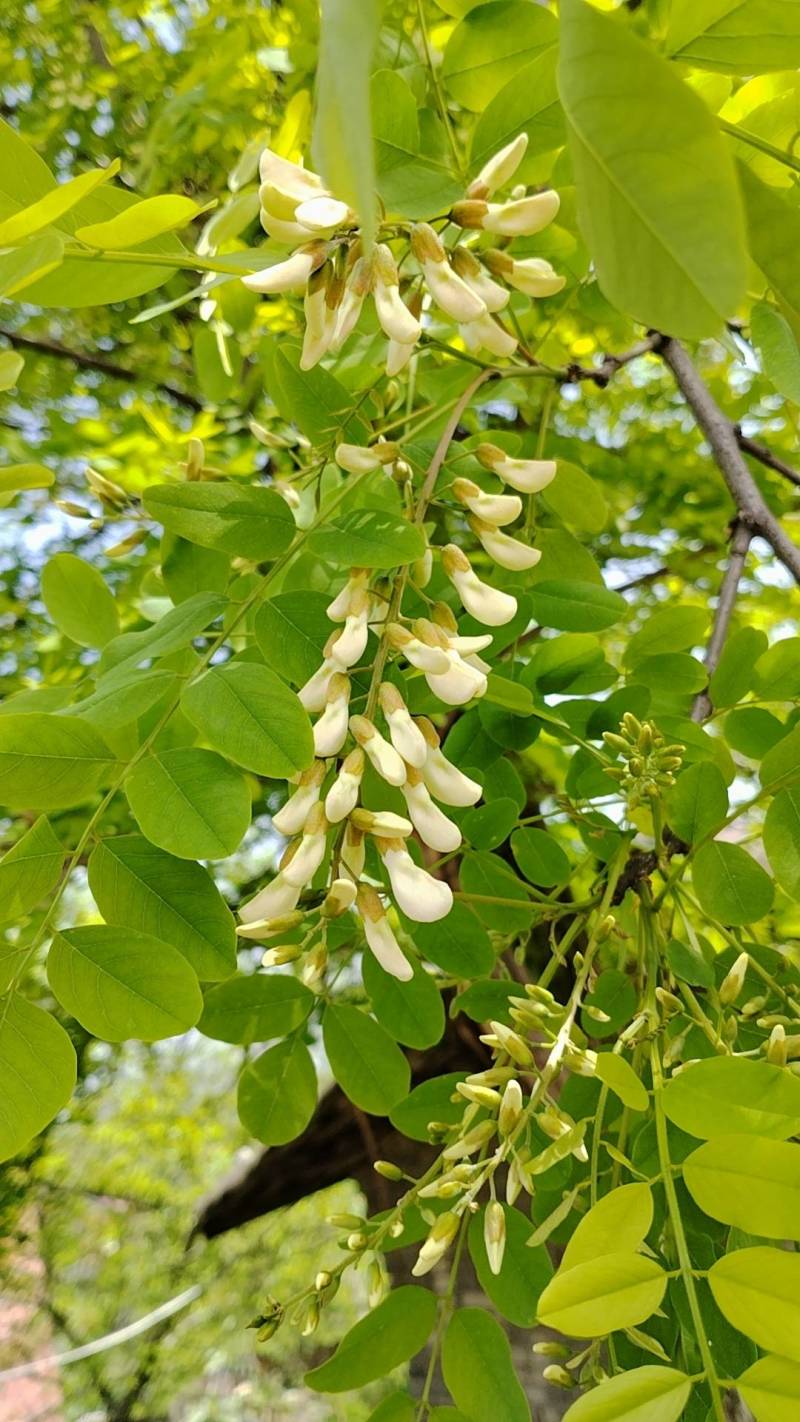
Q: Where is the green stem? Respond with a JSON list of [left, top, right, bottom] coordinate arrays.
[[719, 119, 800, 175], [415, 0, 464, 179]]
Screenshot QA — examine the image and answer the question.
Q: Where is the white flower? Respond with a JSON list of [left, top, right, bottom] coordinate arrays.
[[417, 718, 482, 806], [272, 761, 326, 836], [299, 657, 337, 713], [378, 839, 453, 923], [373, 244, 423, 344], [386, 335, 417, 377], [351, 808, 413, 838], [483, 191, 560, 236], [259, 147, 325, 203], [331, 256, 371, 351], [379, 683, 427, 768], [451, 477, 522, 527], [238, 872, 300, 924], [321, 876, 358, 917], [242, 244, 326, 295], [470, 516, 541, 571], [504, 255, 565, 298], [341, 822, 365, 879], [411, 223, 486, 324], [350, 714, 407, 787], [330, 587, 370, 668], [300, 274, 337, 370], [468, 133, 529, 199], [357, 886, 413, 981], [477, 442, 557, 494], [484, 1200, 506, 1276], [411, 1212, 460, 1276], [460, 312, 517, 358], [442, 544, 518, 627], [281, 804, 329, 887], [412, 546, 433, 588], [325, 747, 364, 823], [425, 649, 488, 706], [313, 672, 350, 756], [402, 771, 461, 852], [451, 247, 509, 313], [327, 567, 369, 619], [294, 194, 350, 231], [334, 443, 382, 475], [386, 622, 450, 674]]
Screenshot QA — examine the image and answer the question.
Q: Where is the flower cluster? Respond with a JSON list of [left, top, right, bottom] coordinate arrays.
[[241, 133, 564, 371], [602, 715, 684, 809], [236, 429, 560, 982]]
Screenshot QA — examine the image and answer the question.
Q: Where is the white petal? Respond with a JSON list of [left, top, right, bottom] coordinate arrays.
[[365, 730, 407, 787], [459, 312, 517, 358], [258, 148, 325, 201], [403, 781, 462, 853], [495, 457, 557, 494], [299, 659, 335, 713], [330, 610, 369, 668], [282, 832, 328, 887], [272, 781, 321, 836], [374, 283, 422, 345], [386, 709, 427, 769], [423, 259, 486, 323], [382, 848, 453, 923], [313, 700, 349, 756], [474, 523, 542, 571], [426, 652, 487, 706], [239, 873, 300, 924], [422, 749, 481, 807], [450, 568, 517, 627], [363, 913, 413, 981], [242, 250, 317, 295], [295, 195, 350, 231], [483, 191, 560, 236], [473, 133, 528, 196], [325, 768, 361, 823]]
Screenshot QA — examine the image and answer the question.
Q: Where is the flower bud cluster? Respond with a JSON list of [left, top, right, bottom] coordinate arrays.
[[242, 134, 563, 372], [603, 715, 684, 808]]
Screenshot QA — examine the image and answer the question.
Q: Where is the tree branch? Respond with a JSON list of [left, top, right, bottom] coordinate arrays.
[[734, 427, 800, 491], [692, 518, 752, 722], [0, 327, 202, 412], [562, 332, 663, 387], [656, 335, 800, 584]]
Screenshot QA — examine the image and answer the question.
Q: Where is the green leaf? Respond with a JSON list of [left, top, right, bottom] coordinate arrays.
[[626, 605, 709, 666], [528, 580, 626, 632], [511, 827, 570, 886], [237, 1035, 317, 1146], [537, 1252, 666, 1338], [692, 839, 774, 923], [462, 797, 518, 850], [665, 762, 728, 844], [738, 1353, 800, 1422], [751, 300, 800, 403], [666, 935, 715, 989], [389, 1072, 467, 1143], [581, 969, 637, 1039], [0, 233, 63, 296], [65, 668, 178, 732], [409, 902, 494, 977], [41, 552, 119, 648], [442, 1308, 530, 1422], [323, 1003, 410, 1115], [559, 0, 747, 336], [468, 1205, 553, 1327], [442, 0, 557, 111], [762, 725, 800, 787], [0, 115, 57, 220], [459, 852, 535, 932], [161, 534, 230, 604], [453, 978, 518, 1027], [0, 159, 119, 244], [764, 785, 800, 898], [0, 994, 77, 1162], [363, 951, 444, 1050], [595, 1053, 649, 1112], [199, 973, 313, 1045], [0, 461, 55, 493], [255, 592, 334, 686], [562, 1184, 653, 1270], [0, 713, 113, 810], [368, 1396, 416, 1422], [709, 626, 768, 707], [684, 1134, 800, 1239], [709, 1247, 800, 1362], [48, 925, 202, 1042], [311, 0, 379, 242], [756, 637, 800, 698], [373, 70, 462, 221], [541, 462, 608, 536], [181, 663, 313, 779], [143, 483, 294, 561], [632, 653, 707, 696], [88, 835, 236, 982], [471, 50, 565, 174], [726, 707, 785, 760], [0, 817, 63, 925], [260, 336, 371, 445], [307, 1286, 437, 1392], [0, 352, 23, 392], [98, 591, 226, 680], [662, 1057, 800, 1140], [666, 0, 800, 74], [308, 507, 425, 569], [738, 162, 800, 320], [76, 194, 207, 248], [125, 748, 251, 860], [561, 1367, 692, 1422]]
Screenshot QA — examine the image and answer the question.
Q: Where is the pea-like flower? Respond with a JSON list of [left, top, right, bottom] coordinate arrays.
[[350, 714, 407, 787], [417, 717, 482, 806], [373, 244, 423, 345], [460, 311, 517, 359], [411, 223, 486, 324], [469, 515, 541, 571], [467, 132, 529, 200], [484, 249, 565, 298], [452, 190, 560, 237], [377, 837, 453, 922], [441, 544, 518, 627], [313, 672, 351, 756], [272, 760, 326, 837], [357, 886, 413, 981], [402, 768, 462, 852], [378, 682, 427, 768], [325, 747, 364, 823], [281, 803, 330, 888], [477, 442, 557, 494], [452, 476, 522, 527], [238, 871, 301, 925], [242, 242, 327, 295]]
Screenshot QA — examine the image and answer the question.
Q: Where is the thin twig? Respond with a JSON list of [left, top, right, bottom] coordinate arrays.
[[734, 427, 800, 490], [657, 335, 800, 584], [692, 518, 752, 722]]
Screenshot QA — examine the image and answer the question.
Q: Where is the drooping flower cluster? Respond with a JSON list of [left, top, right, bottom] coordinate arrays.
[[241, 133, 564, 371], [237, 432, 560, 982]]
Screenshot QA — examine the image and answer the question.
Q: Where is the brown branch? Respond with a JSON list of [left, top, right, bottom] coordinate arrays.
[[0, 328, 202, 412], [692, 518, 752, 722], [561, 333, 663, 387], [734, 427, 800, 491], [656, 335, 800, 584]]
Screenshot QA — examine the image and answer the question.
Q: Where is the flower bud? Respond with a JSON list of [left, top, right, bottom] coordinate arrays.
[[321, 876, 358, 918], [272, 761, 326, 836], [542, 1365, 575, 1390], [373, 244, 423, 344], [298, 657, 337, 714], [481, 191, 560, 236], [327, 568, 370, 621], [261, 942, 303, 966], [351, 807, 413, 838], [357, 885, 414, 979], [452, 476, 522, 527], [500, 253, 565, 298], [442, 1119, 496, 1160], [350, 714, 407, 787], [768, 1023, 788, 1066], [483, 1019, 534, 1067], [411, 223, 486, 323], [313, 673, 351, 757], [374, 1159, 405, 1181], [329, 586, 370, 668], [335, 443, 382, 475], [498, 1078, 524, 1137], [402, 768, 462, 852], [451, 245, 509, 312], [386, 622, 451, 675], [477, 443, 557, 494], [469, 516, 541, 571], [468, 133, 528, 199], [377, 838, 453, 923], [330, 255, 372, 350], [280, 804, 329, 888], [341, 822, 366, 879], [484, 1200, 506, 1276], [442, 544, 518, 627], [719, 951, 749, 1006], [379, 682, 428, 768], [411, 1211, 460, 1276], [325, 747, 365, 822], [460, 312, 517, 358]]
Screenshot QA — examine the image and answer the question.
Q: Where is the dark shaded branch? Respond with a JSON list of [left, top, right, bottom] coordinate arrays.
[[562, 333, 662, 388], [734, 427, 800, 491], [0, 327, 202, 411], [692, 519, 753, 722], [656, 335, 800, 584]]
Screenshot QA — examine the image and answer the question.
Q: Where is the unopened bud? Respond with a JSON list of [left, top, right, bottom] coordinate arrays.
[[543, 1364, 576, 1389], [484, 1200, 506, 1276], [719, 951, 749, 1006], [374, 1160, 404, 1181], [498, 1078, 524, 1136], [767, 1023, 788, 1066]]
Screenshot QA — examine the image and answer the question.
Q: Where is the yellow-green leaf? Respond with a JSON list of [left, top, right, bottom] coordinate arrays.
[[537, 1252, 666, 1337], [75, 194, 209, 249], [0, 159, 120, 244]]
